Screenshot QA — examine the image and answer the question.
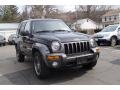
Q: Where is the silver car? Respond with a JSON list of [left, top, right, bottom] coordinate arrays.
[[8, 34, 17, 45], [93, 24, 120, 46], [0, 35, 6, 46]]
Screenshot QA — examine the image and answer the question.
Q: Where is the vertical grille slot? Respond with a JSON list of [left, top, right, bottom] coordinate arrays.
[[81, 42, 84, 52], [64, 41, 90, 55], [64, 44, 69, 54], [69, 43, 72, 54], [77, 43, 80, 52]]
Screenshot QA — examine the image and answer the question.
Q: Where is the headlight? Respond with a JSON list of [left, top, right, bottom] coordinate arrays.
[[51, 41, 61, 52], [90, 39, 96, 47]]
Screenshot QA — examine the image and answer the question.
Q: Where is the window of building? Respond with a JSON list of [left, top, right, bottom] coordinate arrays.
[[114, 16, 116, 20], [109, 16, 111, 21], [104, 17, 107, 21]]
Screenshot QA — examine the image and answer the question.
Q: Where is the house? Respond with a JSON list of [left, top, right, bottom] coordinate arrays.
[[0, 23, 19, 42], [102, 9, 120, 27], [71, 18, 103, 34]]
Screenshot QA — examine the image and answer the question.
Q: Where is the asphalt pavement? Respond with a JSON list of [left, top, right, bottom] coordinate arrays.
[[0, 45, 120, 85]]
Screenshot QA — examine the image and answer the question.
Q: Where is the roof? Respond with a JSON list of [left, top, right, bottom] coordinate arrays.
[[0, 23, 19, 30], [102, 9, 120, 17], [73, 18, 98, 26], [71, 18, 102, 30]]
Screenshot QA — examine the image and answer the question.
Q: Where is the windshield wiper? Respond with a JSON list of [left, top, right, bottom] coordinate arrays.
[[53, 30, 71, 32], [35, 30, 52, 33]]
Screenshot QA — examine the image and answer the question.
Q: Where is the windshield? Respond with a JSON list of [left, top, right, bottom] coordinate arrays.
[[32, 20, 71, 33], [101, 25, 118, 32]]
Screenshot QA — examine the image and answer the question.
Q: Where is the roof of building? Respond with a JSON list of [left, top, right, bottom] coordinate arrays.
[[102, 9, 120, 17], [74, 18, 97, 25], [0, 23, 19, 30], [71, 18, 103, 30]]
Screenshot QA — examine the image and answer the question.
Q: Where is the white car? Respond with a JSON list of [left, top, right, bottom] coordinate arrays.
[[93, 24, 120, 46]]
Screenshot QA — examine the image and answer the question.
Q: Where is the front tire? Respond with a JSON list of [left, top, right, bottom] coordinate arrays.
[[82, 61, 97, 69], [110, 37, 117, 47], [16, 50, 25, 62], [33, 52, 50, 79]]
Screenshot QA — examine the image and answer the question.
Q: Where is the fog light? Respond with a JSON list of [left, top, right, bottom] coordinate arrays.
[[52, 62, 58, 67], [96, 48, 100, 52], [48, 56, 60, 61]]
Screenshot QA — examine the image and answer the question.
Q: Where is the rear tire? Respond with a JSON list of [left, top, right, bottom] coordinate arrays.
[[33, 51, 50, 79], [16, 50, 25, 62], [82, 61, 97, 69]]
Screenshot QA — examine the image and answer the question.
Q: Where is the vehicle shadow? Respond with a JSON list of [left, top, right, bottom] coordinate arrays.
[[3, 59, 89, 85]]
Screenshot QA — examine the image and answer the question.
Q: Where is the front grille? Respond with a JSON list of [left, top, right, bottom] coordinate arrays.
[[63, 41, 90, 55]]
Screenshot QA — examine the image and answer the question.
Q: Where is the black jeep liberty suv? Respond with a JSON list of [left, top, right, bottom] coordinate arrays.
[[15, 19, 100, 79]]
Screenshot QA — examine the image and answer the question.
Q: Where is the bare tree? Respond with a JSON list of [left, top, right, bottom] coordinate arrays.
[[76, 5, 112, 22], [29, 5, 60, 19]]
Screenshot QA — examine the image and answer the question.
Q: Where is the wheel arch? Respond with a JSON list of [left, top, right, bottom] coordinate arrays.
[[32, 43, 50, 67], [110, 35, 118, 41]]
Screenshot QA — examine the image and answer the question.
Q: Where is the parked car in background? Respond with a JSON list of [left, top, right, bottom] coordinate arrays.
[[15, 19, 100, 79], [0, 35, 6, 46], [93, 24, 120, 46], [8, 34, 17, 45]]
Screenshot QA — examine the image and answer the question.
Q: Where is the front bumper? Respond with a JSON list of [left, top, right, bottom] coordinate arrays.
[[95, 38, 111, 44], [0, 40, 6, 44], [46, 47, 100, 68]]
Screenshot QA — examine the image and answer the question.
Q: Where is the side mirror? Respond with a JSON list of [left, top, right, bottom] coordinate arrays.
[[71, 29, 78, 32], [21, 31, 30, 36], [118, 28, 120, 32]]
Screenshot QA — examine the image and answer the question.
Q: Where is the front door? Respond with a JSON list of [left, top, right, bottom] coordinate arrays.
[[22, 21, 33, 56]]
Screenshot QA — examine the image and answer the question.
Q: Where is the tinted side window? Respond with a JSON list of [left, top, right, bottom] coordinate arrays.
[[17, 23, 22, 35], [24, 22, 30, 33], [19, 22, 26, 35]]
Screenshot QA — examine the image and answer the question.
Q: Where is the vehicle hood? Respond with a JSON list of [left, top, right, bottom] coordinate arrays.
[[33, 32, 90, 43]]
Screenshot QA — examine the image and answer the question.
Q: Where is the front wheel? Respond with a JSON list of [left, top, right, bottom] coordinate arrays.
[[110, 37, 117, 47], [16, 50, 25, 62], [33, 52, 50, 79], [82, 61, 97, 69]]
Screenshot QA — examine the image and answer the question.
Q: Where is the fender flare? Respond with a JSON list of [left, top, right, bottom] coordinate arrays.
[[32, 43, 50, 67]]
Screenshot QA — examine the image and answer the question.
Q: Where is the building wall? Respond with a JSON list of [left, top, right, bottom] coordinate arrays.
[[0, 30, 16, 42], [102, 14, 120, 27]]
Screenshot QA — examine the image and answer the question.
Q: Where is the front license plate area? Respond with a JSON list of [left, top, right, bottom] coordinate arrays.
[[77, 58, 87, 64]]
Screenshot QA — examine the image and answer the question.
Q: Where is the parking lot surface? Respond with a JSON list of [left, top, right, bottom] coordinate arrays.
[[0, 45, 120, 85]]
